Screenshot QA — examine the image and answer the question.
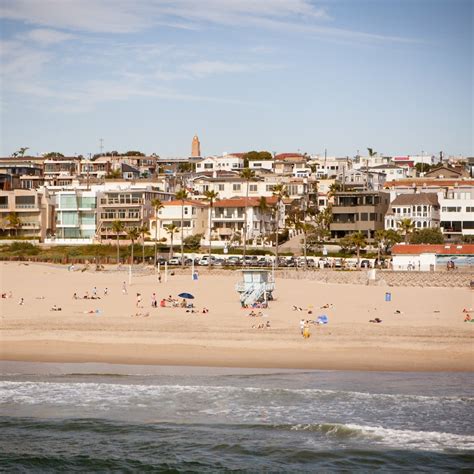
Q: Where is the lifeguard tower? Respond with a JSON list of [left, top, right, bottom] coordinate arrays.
[[235, 269, 275, 307]]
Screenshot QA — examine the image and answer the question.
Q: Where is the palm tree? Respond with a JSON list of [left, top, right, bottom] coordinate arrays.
[[397, 218, 415, 243], [374, 229, 386, 264], [151, 198, 164, 266], [7, 212, 22, 237], [126, 227, 140, 265], [240, 168, 256, 260], [349, 231, 367, 268], [204, 190, 219, 268], [111, 220, 124, 264], [272, 183, 288, 267], [139, 224, 150, 264], [165, 223, 179, 260], [257, 196, 269, 241], [175, 189, 188, 267]]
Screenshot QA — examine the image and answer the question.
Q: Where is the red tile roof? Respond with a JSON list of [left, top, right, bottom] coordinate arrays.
[[164, 199, 208, 207], [392, 244, 474, 255], [384, 179, 474, 188], [214, 196, 279, 208]]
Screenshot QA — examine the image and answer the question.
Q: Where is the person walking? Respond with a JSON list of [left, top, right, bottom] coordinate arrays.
[[122, 281, 127, 295]]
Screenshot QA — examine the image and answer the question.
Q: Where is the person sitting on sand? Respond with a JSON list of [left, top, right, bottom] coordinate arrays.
[[369, 318, 382, 323], [464, 314, 472, 322], [180, 299, 187, 308], [18, 297, 24, 305], [50, 305, 62, 311], [265, 320, 271, 328], [73, 293, 78, 299], [249, 310, 256, 317], [83, 292, 89, 299], [160, 298, 166, 308], [202, 308, 209, 314]]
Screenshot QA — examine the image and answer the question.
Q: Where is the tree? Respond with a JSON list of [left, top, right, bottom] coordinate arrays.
[[12, 147, 29, 158], [139, 224, 150, 264], [178, 163, 193, 173], [243, 150, 273, 161], [175, 189, 189, 267], [106, 169, 122, 179], [165, 223, 179, 259], [272, 183, 288, 266], [410, 228, 444, 244], [257, 196, 270, 240], [240, 168, 256, 260], [7, 212, 22, 237], [43, 152, 65, 159], [151, 198, 164, 266], [397, 218, 415, 243], [348, 231, 367, 267], [111, 220, 124, 264], [204, 190, 219, 268], [327, 182, 342, 200], [183, 234, 202, 251], [126, 227, 140, 265]]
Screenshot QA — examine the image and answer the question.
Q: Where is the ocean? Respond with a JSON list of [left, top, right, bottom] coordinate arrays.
[[0, 362, 472, 472]]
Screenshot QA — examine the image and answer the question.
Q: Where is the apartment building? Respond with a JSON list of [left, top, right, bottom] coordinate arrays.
[[439, 185, 474, 240], [385, 193, 440, 231], [53, 190, 97, 243], [330, 191, 390, 239], [0, 189, 54, 241], [149, 199, 208, 245], [96, 188, 171, 241], [368, 164, 408, 181], [212, 197, 281, 245], [337, 169, 386, 191]]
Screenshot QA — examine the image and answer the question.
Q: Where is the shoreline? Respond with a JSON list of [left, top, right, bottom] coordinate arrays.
[[2, 340, 472, 372]]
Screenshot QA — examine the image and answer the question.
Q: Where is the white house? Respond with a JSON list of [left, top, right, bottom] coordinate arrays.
[[439, 185, 474, 240], [149, 199, 208, 245], [385, 193, 440, 231], [369, 164, 408, 181], [195, 154, 244, 173]]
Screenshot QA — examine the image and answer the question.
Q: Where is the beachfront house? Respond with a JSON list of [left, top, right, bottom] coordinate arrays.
[[149, 199, 209, 245], [384, 193, 440, 232], [0, 189, 54, 241], [330, 191, 390, 239]]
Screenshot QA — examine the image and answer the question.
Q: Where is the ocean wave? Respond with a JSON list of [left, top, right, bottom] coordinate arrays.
[[0, 380, 471, 405]]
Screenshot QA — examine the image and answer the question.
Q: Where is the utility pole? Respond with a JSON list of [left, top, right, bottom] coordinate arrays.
[[324, 148, 327, 177], [99, 138, 104, 156]]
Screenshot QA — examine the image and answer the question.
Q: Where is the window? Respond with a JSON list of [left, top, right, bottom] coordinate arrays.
[[253, 163, 262, 167], [233, 184, 241, 191], [445, 207, 461, 212], [184, 207, 188, 215], [218, 184, 225, 191], [204, 163, 213, 169], [266, 185, 274, 192], [369, 213, 376, 221], [360, 213, 368, 221], [15, 195, 35, 207], [249, 184, 257, 192]]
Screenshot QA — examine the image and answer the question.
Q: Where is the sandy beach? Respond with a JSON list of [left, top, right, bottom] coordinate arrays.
[[1, 262, 473, 371]]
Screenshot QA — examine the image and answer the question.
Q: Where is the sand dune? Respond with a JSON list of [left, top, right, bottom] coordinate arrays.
[[1, 262, 472, 371]]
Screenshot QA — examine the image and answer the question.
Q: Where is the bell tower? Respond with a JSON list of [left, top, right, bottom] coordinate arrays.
[[191, 135, 201, 157]]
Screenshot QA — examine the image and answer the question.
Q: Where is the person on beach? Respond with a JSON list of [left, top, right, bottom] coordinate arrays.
[[300, 319, 305, 335], [73, 293, 78, 299], [92, 287, 97, 297], [136, 293, 142, 308], [18, 297, 24, 305], [104, 288, 108, 296], [158, 274, 162, 284], [151, 293, 157, 308], [122, 282, 127, 295]]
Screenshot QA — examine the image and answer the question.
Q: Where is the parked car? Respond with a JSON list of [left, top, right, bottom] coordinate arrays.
[[227, 256, 241, 266], [155, 257, 168, 265], [168, 257, 181, 265], [198, 255, 217, 266], [360, 259, 371, 268]]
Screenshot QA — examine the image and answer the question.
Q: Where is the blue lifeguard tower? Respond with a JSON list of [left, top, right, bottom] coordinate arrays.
[[235, 269, 275, 307]]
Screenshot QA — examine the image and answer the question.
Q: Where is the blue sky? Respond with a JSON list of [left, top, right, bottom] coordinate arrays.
[[0, 0, 472, 158]]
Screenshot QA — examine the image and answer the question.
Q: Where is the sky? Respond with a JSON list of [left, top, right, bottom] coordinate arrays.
[[0, 0, 472, 158]]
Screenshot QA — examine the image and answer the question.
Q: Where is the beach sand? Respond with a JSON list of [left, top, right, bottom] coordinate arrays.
[[1, 262, 473, 371]]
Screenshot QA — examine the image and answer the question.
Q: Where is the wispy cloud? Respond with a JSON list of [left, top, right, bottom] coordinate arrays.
[[0, 0, 415, 43], [24, 28, 75, 45]]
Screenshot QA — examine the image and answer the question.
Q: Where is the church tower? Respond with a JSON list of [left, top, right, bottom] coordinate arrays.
[[191, 135, 201, 157]]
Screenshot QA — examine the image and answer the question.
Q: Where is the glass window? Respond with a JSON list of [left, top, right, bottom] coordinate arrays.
[[249, 185, 257, 192], [233, 184, 241, 191], [61, 212, 78, 225], [60, 195, 77, 209]]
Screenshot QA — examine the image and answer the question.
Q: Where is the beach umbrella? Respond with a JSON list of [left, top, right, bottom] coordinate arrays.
[[178, 292, 194, 299]]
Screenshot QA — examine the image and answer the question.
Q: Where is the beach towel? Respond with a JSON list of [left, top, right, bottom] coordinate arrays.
[[317, 315, 328, 325]]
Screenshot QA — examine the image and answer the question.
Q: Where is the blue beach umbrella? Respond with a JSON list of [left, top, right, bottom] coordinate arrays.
[[178, 292, 194, 299]]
